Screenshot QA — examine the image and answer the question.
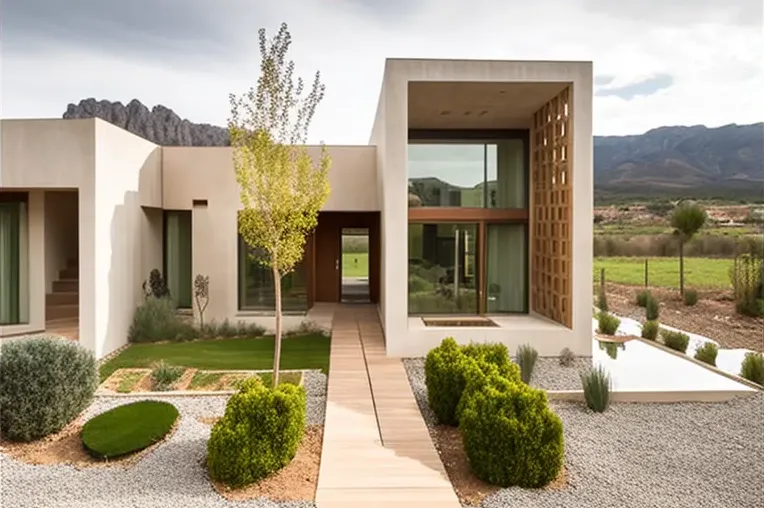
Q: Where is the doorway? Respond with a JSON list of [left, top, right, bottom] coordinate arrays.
[[341, 228, 370, 303]]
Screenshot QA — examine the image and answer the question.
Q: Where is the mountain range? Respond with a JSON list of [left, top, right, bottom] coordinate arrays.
[[63, 98, 763, 200]]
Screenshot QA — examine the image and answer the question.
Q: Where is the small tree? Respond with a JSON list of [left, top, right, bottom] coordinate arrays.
[[229, 22, 331, 386], [194, 275, 210, 327], [670, 201, 707, 295]]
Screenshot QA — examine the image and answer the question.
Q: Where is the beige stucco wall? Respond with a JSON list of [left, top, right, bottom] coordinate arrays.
[[0, 119, 95, 188], [162, 144, 378, 330], [0, 119, 95, 340], [90, 120, 162, 358], [372, 59, 594, 357], [162, 145, 378, 211]]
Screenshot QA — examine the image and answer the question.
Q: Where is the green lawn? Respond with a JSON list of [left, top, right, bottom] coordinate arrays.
[[342, 252, 369, 278], [100, 333, 331, 381], [594, 257, 734, 289]]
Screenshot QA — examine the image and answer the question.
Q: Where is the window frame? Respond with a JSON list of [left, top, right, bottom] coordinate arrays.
[[407, 129, 530, 315]]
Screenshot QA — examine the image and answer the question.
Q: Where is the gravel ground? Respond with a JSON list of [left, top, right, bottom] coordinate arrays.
[[403, 359, 764, 508], [0, 370, 327, 508], [403, 357, 590, 392]]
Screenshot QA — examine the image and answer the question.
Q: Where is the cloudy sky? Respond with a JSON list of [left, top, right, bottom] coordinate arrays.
[[2, 0, 762, 144]]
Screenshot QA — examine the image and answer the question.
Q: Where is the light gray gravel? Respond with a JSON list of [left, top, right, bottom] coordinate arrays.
[[0, 370, 327, 508], [403, 359, 764, 508], [527, 357, 591, 391]]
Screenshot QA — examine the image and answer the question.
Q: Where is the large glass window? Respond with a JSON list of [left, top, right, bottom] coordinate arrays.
[[408, 142, 525, 208], [0, 195, 28, 325], [238, 236, 307, 312], [486, 224, 527, 313], [408, 223, 478, 314], [164, 211, 192, 308]]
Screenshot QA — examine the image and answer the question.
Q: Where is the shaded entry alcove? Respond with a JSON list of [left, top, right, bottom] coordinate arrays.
[[313, 212, 380, 304]]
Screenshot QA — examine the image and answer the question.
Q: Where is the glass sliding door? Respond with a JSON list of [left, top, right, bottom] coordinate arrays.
[[485, 223, 528, 313], [408, 223, 478, 314], [164, 211, 192, 308], [407, 130, 530, 317], [0, 202, 21, 325]]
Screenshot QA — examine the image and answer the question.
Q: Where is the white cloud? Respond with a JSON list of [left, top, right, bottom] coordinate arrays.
[[1, 0, 762, 143]]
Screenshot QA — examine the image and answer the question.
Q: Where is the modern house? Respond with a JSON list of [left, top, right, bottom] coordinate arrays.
[[0, 58, 593, 360]]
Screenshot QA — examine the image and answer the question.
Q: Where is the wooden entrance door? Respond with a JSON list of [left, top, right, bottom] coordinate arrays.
[[314, 219, 341, 302]]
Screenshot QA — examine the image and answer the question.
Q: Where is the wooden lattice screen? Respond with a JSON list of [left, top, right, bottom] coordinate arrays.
[[530, 86, 572, 328]]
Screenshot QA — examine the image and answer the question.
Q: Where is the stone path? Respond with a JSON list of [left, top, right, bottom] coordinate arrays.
[[316, 305, 460, 508]]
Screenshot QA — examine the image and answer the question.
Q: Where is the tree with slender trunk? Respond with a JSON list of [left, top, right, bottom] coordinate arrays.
[[229, 22, 331, 387], [670, 201, 707, 296]]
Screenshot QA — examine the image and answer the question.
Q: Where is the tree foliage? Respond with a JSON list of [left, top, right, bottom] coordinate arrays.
[[670, 201, 707, 294], [229, 22, 331, 385]]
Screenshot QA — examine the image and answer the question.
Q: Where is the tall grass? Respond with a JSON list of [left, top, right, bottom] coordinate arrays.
[[516, 344, 538, 384], [581, 365, 611, 413]]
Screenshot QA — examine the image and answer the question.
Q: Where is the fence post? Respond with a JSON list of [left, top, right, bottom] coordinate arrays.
[[644, 259, 649, 287], [600, 268, 606, 295]]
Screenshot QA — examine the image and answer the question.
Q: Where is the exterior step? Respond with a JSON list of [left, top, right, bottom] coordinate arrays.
[[46, 304, 78, 320], [46, 292, 78, 306], [59, 266, 78, 280], [52, 279, 78, 293]]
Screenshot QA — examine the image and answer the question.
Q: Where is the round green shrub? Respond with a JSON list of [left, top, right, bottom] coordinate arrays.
[[0, 337, 98, 442], [683, 289, 699, 306], [694, 342, 718, 366], [661, 329, 690, 353], [425, 338, 470, 426], [597, 311, 620, 335], [207, 376, 306, 488], [641, 320, 659, 340], [460, 373, 564, 488], [425, 338, 520, 427], [81, 400, 179, 459], [740, 352, 764, 385]]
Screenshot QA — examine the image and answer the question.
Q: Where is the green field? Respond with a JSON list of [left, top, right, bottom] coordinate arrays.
[[342, 252, 369, 278], [594, 257, 734, 289], [595, 224, 759, 237]]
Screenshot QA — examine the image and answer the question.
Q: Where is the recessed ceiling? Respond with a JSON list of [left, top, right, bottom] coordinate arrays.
[[408, 81, 570, 129]]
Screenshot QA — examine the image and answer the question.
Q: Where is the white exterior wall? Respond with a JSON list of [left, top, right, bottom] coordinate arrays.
[[373, 59, 594, 358]]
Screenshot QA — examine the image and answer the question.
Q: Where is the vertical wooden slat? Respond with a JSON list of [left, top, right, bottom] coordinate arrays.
[[530, 86, 573, 328]]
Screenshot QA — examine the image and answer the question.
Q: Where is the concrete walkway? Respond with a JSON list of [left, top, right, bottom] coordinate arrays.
[[316, 305, 461, 508]]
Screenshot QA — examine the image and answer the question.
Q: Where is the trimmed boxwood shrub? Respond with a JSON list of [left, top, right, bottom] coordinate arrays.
[[207, 377, 306, 487], [459, 372, 564, 488], [740, 352, 764, 385], [81, 400, 179, 459], [641, 320, 659, 340], [425, 338, 520, 426], [694, 342, 718, 366], [597, 312, 620, 335], [0, 337, 98, 442], [661, 329, 690, 353]]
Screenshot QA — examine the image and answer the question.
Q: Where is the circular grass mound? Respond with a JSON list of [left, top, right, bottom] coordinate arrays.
[[81, 400, 179, 459]]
